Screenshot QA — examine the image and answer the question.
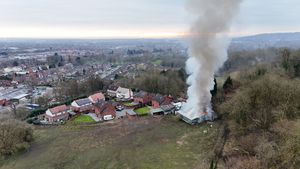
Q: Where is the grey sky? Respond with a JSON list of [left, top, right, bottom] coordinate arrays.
[[0, 0, 299, 38]]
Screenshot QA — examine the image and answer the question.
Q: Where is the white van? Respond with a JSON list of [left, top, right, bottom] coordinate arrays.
[[103, 115, 114, 121]]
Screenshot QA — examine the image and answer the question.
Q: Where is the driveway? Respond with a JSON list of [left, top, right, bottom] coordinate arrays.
[[87, 113, 102, 122], [116, 109, 137, 119]]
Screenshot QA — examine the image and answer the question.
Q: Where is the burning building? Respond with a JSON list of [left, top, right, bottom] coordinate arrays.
[[178, 103, 217, 125], [181, 0, 242, 124]]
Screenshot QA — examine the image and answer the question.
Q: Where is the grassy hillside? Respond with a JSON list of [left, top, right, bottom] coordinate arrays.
[[0, 117, 220, 169]]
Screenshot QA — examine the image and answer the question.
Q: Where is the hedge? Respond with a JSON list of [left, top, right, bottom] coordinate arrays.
[[26, 95, 87, 119]]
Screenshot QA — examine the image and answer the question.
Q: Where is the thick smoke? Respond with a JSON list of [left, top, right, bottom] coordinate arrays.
[[184, 0, 242, 119]]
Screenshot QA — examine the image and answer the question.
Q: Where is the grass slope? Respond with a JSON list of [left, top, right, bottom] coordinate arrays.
[[0, 117, 220, 169]]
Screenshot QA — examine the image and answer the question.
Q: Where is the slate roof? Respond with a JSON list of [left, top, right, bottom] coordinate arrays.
[[94, 100, 113, 114], [134, 91, 148, 98], [152, 94, 165, 104], [75, 98, 92, 106], [160, 104, 175, 111], [108, 85, 119, 91]]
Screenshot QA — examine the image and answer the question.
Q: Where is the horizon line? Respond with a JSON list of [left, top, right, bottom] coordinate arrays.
[[0, 31, 299, 41]]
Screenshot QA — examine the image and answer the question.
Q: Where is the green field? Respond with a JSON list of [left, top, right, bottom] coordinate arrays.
[[0, 117, 220, 169], [134, 107, 150, 116], [73, 115, 95, 123]]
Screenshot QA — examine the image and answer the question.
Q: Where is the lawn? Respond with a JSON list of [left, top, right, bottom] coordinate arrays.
[[123, 102, 138, 107], [0, 117, 221, 169], [73, 115, 95, 123], [134, 107, 150, 116]]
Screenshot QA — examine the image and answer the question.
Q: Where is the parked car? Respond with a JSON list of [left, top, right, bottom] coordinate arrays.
[[116, 105, 124, 111]]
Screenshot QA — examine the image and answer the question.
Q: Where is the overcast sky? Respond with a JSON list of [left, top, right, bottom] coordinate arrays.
[[0, 0, 299, 38]]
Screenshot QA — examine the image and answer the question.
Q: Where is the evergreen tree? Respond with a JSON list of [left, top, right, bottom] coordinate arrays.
[[210, 78, 218, 96], [223, 76, 233, 91]]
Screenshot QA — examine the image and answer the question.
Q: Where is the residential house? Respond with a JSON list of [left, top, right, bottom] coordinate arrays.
[[45, 105, 70, 123], [88, 92, 105, 103], [151, 94, 172, 109], [133, 91, 152, 105], [94, 101, 116, 120], [116, 87, 133, 100], [71, 98, 93, 113], [107, 85, 119, 97]]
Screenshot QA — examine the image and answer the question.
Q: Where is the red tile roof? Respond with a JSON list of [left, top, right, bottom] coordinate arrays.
[[49, 105, 69, 114], [89, 93, 105, 103]]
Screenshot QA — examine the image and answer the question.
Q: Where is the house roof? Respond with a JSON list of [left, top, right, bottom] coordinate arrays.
[[89, 92, 105, 102], [107, 85, 119, 91], [161, 104, 175, 111], [75, 98, 92, 106], [49, 105, 69, 114], [152, 94, 165, 104], [134, 91, 148, 98], [117, 87, 131, 94], [94, 100, 114, 114]]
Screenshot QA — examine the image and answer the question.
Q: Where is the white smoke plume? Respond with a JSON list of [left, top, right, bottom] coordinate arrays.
[[183, 0, 242, 120]]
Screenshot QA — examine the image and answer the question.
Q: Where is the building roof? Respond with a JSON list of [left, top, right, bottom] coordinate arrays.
[[134, 91, 148, 98], [117, 87, 131, 94], [151, 107, 164, 114], [89, 92, 105, 102], [49, 105, 69, 114], [107, 85, 119, 91], [75, 98, 92, 107], [177, 103, 215, 123], [177, 103, 202, 120], [152, 94, 165, 104], [161, 104, 175, 111], [94, 101, 115, 114]]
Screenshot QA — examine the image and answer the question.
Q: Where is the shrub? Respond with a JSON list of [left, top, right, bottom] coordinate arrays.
[[271, 120, 300, 169], [219, 75, 300, 129], [225, 156, 262, 169], [0, 119, 34, 156]]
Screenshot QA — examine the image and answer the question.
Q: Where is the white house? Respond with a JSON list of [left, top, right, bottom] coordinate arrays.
[[45, 105, 69, 123], [107, 85, 119, 97], [116, 87, 133, 100]]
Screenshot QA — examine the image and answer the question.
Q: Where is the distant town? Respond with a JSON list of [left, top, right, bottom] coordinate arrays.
[[0, 39, 188, 124]]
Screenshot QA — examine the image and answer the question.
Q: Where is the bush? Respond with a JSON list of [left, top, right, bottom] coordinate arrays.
[[27, 108, 47, 118], [220, 75, 300, 129], [271, 120, 300, 169], [0, 119, 34, 156], [15, 108, 31, 120], [225, 156, 262, 169], [27, 95, 87, 119]]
